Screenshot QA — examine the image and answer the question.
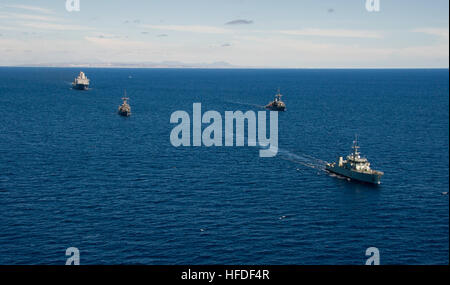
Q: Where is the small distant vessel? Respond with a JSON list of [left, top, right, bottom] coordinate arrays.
[[265, 88, 286, 111], [326, 137, 384, 185], [118, 91, 131, 117], [72, 71, 90, 90]]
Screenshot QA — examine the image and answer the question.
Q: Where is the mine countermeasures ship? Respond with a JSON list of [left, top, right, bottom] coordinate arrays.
[[265, 89, 286, 111], [326, 138, 384, 184], [118, 91, 131, 117], [72, 71, 90, 90]]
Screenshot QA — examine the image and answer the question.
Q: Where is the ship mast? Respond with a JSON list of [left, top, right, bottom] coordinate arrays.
[[122, 89, 129, 102], [352, 134, 360, 156]]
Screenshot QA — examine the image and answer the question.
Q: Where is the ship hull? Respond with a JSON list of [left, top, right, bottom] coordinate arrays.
[[326, 165, 382, 185], [72, 84, 89, 90], [118, 108, 131, 117], [118, 111, 131, 117], [265, 105, 286, 111]]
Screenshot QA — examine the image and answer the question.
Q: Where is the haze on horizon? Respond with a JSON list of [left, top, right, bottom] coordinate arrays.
[[0, 0, 448, 68]]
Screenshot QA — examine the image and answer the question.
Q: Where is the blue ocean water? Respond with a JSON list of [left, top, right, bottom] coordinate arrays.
[[0, 67, 448, 265]]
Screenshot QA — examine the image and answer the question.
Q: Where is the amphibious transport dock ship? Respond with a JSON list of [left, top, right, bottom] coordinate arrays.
[[326, 138, 383, 184], [265, 89, 286, 111], [118, 91, 131, 117], [72, 71, 90, 90]]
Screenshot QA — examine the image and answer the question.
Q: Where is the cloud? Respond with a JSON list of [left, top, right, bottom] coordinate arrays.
[[328, 8, 335, 13], [157, 34, 168, 37], [280, 28, 383, 39], [2, 31, 448, 68], [140, 24, 231, 34], [221, 43, 232, 47], [84, 36, 150, 49], [124, 19, 142, 24], [95, 33, 121, 39], [0, 25, 22, 31], [413, 28, 449, 40], [231, 34, 449, 67], [225, 19, 253, 25], [4, 4, 53, 14], [19, 22, 91, 31], [0, 12, 60, 22]]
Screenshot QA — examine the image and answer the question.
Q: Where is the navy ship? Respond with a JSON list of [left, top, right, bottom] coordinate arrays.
[[72, 71, 89, 90], [265, 89, 286, 111], [326, 137, 383, 184], [118, 91, 131, 117]]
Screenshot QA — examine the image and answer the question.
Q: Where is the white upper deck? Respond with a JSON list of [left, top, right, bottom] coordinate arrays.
[[74, 71, 89, 85], [339, 137, 383, 175]]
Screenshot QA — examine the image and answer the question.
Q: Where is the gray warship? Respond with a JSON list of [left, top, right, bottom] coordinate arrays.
[[265, 89, 286, 111], [118, 91, 131, 117], [72, 71, 89, 90], [326, 137, 384, 184]]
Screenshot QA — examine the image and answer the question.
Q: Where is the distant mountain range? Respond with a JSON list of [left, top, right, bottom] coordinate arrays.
[[16, 61, 249, 69]]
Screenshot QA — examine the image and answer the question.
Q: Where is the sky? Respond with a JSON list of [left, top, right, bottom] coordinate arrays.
[[0, 0, 448, 68]]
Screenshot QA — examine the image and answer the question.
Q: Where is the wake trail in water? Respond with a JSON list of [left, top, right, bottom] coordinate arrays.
[[275, 148, 328, 172], [222, 99, 328, 172], [223, 100, 266, 109], [224, 130, 327, 172]]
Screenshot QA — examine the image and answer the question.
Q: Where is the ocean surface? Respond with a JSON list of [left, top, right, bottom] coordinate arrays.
[[0, 67, 448, 265]]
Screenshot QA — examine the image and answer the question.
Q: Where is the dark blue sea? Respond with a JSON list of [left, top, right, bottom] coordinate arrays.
[[0, 67, 448, 265]]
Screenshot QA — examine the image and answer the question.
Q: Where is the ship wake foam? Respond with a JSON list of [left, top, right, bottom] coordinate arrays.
[[223, 100, 265, 109], [270, 148, 328, 172]]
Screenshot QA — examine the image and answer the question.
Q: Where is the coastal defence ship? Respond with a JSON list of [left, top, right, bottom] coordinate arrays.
[[326, 138, 384, 184], [72, 71, 90, 90], [265, 89, 286, 111], [118, 91, 131, 117]]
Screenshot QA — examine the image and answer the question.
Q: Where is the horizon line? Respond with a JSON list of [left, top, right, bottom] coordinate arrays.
[[1, 65, 449, 70]]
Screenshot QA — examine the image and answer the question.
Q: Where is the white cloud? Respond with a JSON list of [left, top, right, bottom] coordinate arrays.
[[0, 25, 22, 31], [84, 36, 150, 49], [214, 35, 448, 68], [395, 44, 449, 58], [1, 33, 448, 68], [279, 28, 383, 39], [413, 28, 449, 40], [140, 24, 232, 34], [0, 21, 447, 68], [19, 22, 91, 31], [3, 4, 53, 14], [0, 12, 61, 22]]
